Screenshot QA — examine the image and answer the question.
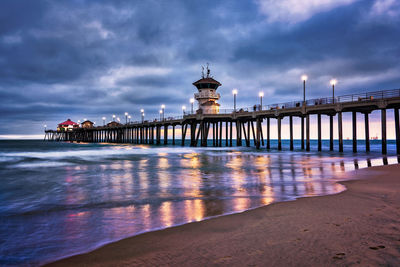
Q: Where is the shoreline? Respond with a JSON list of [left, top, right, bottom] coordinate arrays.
[[47, 164, 400, 266]]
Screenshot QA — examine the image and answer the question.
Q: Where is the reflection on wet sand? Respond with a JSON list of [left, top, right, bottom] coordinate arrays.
[[60, 151, 400, 263]]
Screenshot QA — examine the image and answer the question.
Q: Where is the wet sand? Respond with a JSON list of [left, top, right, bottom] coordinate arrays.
[[47, 164, 400, 266]]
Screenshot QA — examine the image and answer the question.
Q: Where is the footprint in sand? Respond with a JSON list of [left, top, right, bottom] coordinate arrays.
[[214, 256, 232, 263], [303, 229, 309, 232], [369, 245, 385, 250], [333, 252, 346, 260]]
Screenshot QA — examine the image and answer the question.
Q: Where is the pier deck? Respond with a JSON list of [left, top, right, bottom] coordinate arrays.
[[45, 88, 400, 154]]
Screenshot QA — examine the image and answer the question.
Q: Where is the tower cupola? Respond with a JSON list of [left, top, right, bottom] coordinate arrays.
[[192, 65, 221, 114]]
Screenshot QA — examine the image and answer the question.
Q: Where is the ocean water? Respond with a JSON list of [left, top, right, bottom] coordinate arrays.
[[0, 139, 398, 266]]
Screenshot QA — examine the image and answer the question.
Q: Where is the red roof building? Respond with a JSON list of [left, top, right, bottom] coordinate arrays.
[[57, 119, 79, 132]]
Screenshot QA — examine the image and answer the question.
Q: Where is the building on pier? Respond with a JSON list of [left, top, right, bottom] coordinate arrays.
[[81, 120, 94, 128], [193, 66, 221, 114], [106, 121, 122, 127], [57, 119, 79, 131]]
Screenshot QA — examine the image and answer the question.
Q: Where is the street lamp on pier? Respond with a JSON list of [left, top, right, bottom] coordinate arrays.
[[128, 115, 131, 123], [182, 105, 186, 115], [190, 98, 194, 114], [102, 117, 106, 126], [124, 112, 128, 124], [301, 75, 308, 104], [112, 114, 116, 121], [330, 79, 337, 103], [117, 117, 120, 123], [259, 92, 264, 110], [44, 124, 47, 131], [159, 110, 163, 121], [140, 109, 144, 123], [161, 104, 165, 120], [232, 89, 238, 112]]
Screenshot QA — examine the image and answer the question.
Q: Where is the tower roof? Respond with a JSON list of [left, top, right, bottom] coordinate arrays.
[[192, 77, 222, 86], [193, 65, 221, 89]]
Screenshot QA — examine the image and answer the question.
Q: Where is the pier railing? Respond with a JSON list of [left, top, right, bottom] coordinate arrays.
[[103, 88, 400, 125], [230, 88, 400, 113], [62, 88, 400, 128]]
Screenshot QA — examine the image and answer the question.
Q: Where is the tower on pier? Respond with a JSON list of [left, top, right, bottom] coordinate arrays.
[[192, 65, 221, 114]]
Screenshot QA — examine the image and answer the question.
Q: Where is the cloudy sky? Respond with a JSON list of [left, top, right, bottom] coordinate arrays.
[[1, 0, 400, 138]]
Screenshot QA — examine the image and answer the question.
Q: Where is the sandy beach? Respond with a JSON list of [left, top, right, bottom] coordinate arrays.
[[47, 164, 400, 266]]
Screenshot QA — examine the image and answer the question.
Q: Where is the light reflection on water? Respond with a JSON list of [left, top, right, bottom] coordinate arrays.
[[0, 140, 399, 266]]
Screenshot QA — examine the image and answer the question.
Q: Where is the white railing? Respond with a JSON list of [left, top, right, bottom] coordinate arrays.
[[194, 92, 220, 99]]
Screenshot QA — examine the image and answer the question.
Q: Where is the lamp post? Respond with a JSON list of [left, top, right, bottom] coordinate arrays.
[[182, 105, 186, 116], [102, 117, 106, 126], [159, 110, 163, 121], [128, 115, 131, 123], [301, 75, 308, 104], [259, 92, 264, 110], [161, 104, 165, 120], [117, 117, 120, 123], [232, 89, 238, 112], [190, 98, 194, 114], [140, 109, 144, 123], [124, 112, 128, 124], [44, 124, 47, 131], [112, 114, 116, 121], [330, 79, 337, 103]]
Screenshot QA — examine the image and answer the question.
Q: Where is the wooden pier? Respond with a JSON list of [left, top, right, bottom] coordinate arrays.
[[45, 88, 400, 154]]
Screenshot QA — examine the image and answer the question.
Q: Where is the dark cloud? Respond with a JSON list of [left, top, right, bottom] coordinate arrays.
[[0, 0, 399, 135]]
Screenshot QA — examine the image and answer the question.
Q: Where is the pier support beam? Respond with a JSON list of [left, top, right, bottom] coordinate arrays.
[[212, 123, 216, 147], [395, 108, 400, 154], [338, 112, 343, 152], [301, 116, 305, 150], [172, 125, 175, 145], [190, 123, 196, 147], [229, 121, 233, 147], [277, 117, 282, 150], [381, 109, 387, 154], [256, 118, 261, 149], [194, 122, 202, 147], [236, 121, 242, 146], [306, 114, 310, 151], [242, 122, 249, 147], [352, 111, 357, 153], [260, 121, 264, 147], [251, 121, 256, 147], [164, 125, 168, 145], [266, 117, 270, 149], [289, 116, 293, 150], [329, 115, 334, 151], [156, 126, 161, 145], [318, 114, 322, 151], [364, 113, 370, 152], [225, 121, 229, 147], [219, 121, 223, 147]]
